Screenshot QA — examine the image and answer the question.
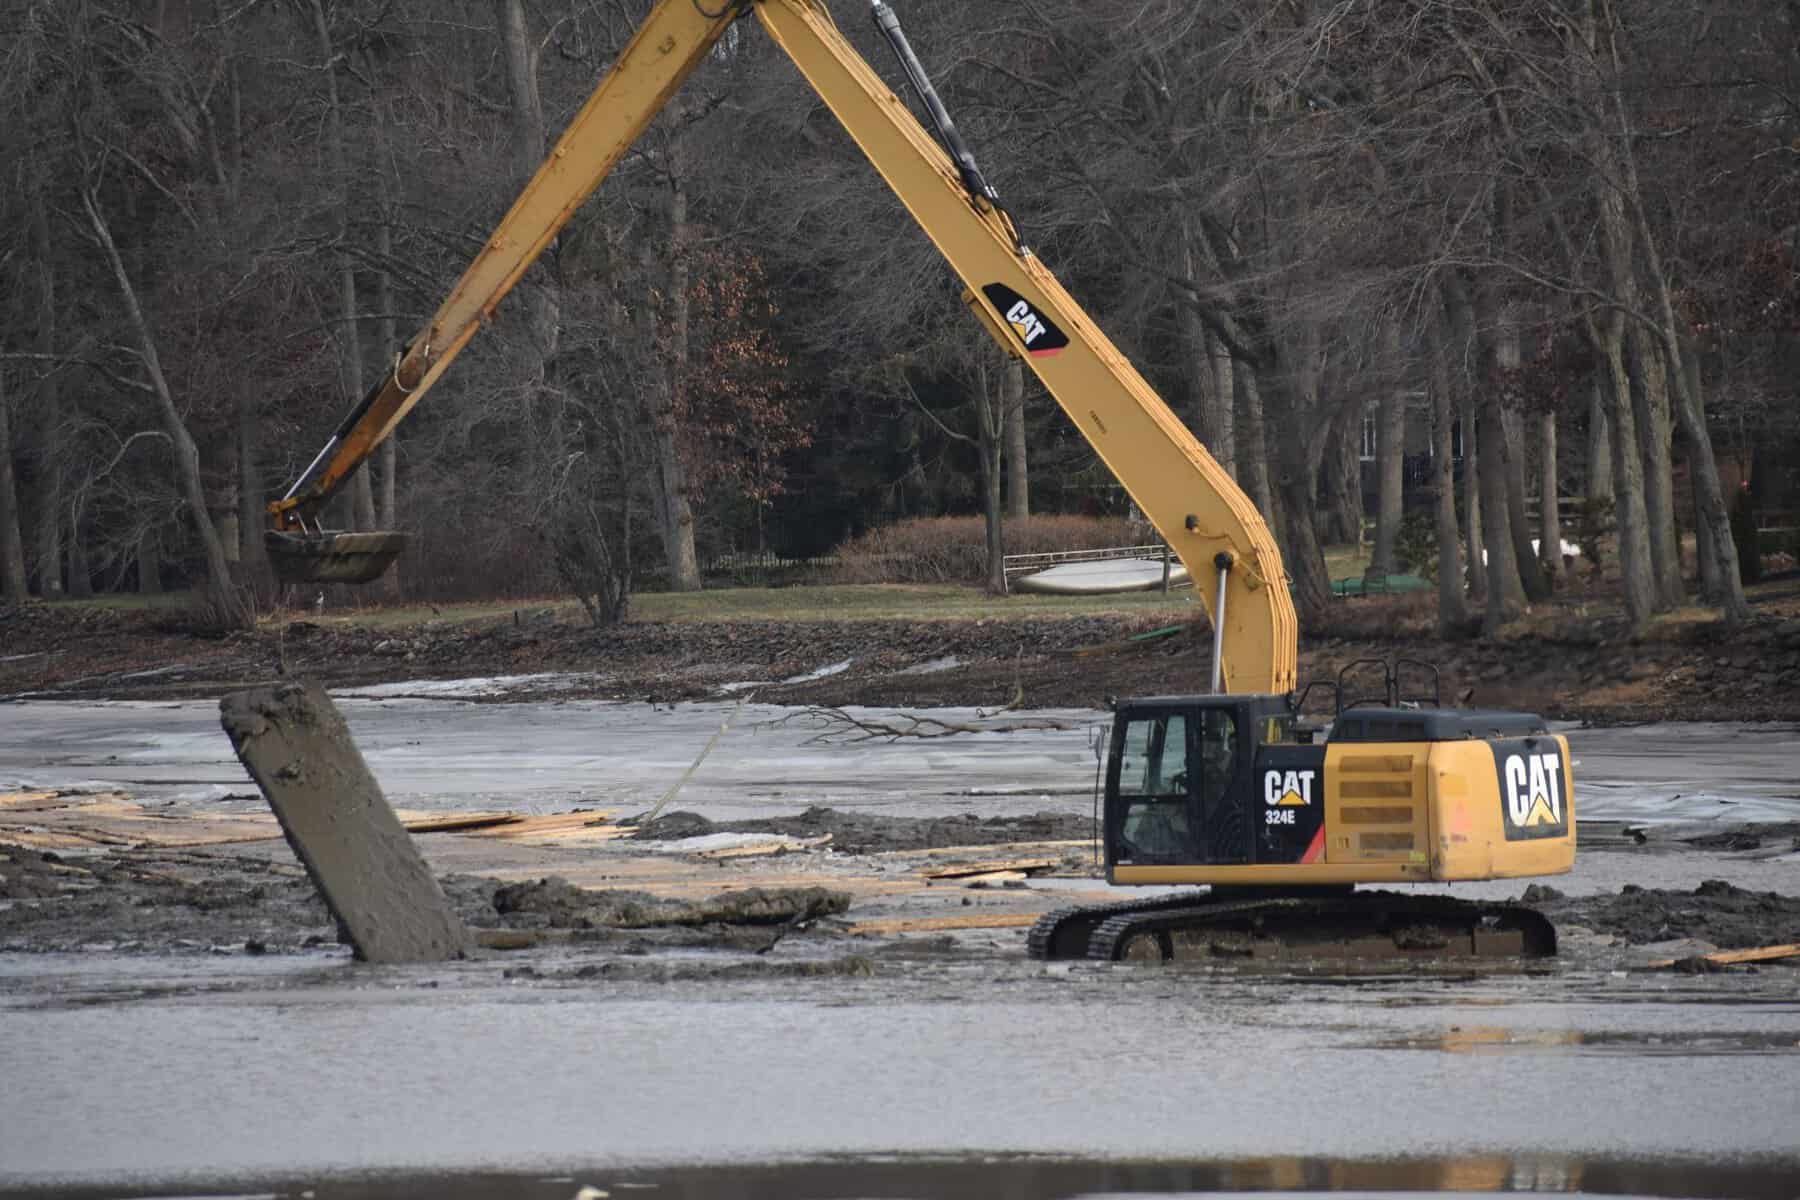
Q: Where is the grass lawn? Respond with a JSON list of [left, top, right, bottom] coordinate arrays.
[[41, 542, 1395, 628]]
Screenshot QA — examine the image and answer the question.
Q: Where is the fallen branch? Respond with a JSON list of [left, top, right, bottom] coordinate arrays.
[[777, 705, 1076, 744]]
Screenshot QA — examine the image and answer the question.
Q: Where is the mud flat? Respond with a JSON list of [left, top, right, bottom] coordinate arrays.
[[4, 699, 1800, 1193]]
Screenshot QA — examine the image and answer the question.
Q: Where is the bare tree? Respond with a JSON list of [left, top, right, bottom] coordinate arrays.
[[0, 366, 27, 598]]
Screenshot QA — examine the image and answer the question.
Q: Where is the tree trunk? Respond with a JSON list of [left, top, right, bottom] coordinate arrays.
[[1462, 389, 1484, 606], [1320, 400, 1363, 547], [28, 196, 62, 599], [1585, 377, 1613, 505], [1236, 363, 1277, 531], [1367, 350, 1405, 579], [309, 0, 374, 534], [978, 363, 1006, 595], [0, 370, 27, 598], [367, 48, 404, 601], [1276, 427, 1333, 627], [66, 516, 93, 598], [83, 187, 246, 625], [496, 0, 559, 368], [137, 528, 163, 595], [235, 381, 268, 593], [1499, 406, 1548, 600], [1537, 409, 1562, 584], [1492, 312, 1549, 602], [1628, 325, 1682, 607], [1003, 357, 1028, 520], [1693, 465, 1720, 602], [640, 232, 701, 593], [1598, 328, 1656, 631], [1667, 356, 1747, 622], [1429, 310, 1469, 633], [1179, 219, 1234, 475], [1477, 389, 1525, 632]]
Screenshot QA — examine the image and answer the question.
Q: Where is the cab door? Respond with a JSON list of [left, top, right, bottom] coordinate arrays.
[[1190, 704, 1250, 865], [1108, 703, 1251, 867]]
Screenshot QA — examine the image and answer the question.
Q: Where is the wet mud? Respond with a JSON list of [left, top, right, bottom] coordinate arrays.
[[5, 814, 1798, 967], [631, 805, 1097, 853]]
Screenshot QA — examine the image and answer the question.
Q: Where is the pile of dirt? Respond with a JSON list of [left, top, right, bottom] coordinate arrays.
[[1544, 880, 1800, 952], [488, 876, 849, 930], [632, 807, 1097, 854]]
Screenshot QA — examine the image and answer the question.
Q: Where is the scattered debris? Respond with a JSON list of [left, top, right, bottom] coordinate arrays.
[[920, 858, 1058, 880], [1648, 943, 1800, 970], [695, 834, 833, 860]]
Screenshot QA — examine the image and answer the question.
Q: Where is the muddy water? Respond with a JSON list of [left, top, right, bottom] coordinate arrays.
[[3, 698, 1797, 824], [4, 699, 1799, 1194], [3, 951, 1799, 1191]]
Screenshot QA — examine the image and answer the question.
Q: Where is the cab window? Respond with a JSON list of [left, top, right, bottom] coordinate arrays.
[[1116, 713, 1189, 796]]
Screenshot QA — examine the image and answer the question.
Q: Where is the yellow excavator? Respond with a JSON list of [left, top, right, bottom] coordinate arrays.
[[269, 0, 1575, 962]]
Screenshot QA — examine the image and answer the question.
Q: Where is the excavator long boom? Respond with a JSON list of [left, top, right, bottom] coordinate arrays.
[[270, 0, 1297, 694]]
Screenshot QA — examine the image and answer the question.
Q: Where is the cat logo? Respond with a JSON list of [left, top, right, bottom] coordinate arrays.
[[980, 283, 1070, 357], [1263, 768, 1315, 826], [1501, 749, 1567, 837]]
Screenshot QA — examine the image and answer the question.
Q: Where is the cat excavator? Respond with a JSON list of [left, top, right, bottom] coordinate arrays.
[[268, 0, 1575, 962]]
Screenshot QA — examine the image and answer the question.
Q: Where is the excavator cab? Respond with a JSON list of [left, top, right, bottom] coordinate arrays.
[[1108, 695, 1303, 870]]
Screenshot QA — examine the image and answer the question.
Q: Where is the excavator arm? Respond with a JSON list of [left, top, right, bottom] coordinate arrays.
[[271, 0, 1297, 695]]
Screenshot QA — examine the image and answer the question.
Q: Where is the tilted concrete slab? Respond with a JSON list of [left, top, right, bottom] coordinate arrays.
[[219, 683, 466, 964]]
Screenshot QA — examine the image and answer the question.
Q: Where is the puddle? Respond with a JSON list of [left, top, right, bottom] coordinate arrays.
[[14, 1155, 1800, 1200]]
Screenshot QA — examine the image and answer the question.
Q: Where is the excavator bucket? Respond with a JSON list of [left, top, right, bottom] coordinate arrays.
[[266, 531, 411, 586]]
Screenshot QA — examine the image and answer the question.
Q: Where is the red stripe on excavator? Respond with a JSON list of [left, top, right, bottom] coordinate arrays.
[[1300, 826, 1326, 864], [1028, 346, 1064, 358]]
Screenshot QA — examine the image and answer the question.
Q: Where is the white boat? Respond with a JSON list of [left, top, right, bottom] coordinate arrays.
[[1011, 556, 1191, 595]]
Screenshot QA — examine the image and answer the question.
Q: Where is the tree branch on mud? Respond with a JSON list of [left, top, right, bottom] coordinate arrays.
[[776, 704, 1076, 744]]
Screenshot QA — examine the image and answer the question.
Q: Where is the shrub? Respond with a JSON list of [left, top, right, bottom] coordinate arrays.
[[1393, 509, 1439, 581], [831, 514, 1146, 584]]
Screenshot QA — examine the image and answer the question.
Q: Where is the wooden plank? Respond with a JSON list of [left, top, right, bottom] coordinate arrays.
[[887, 839, 1093, 859], [1647, 943, 1800, 969], [400, 812, 522, 834], [220, 683, 467, 965], [0, 791, 61, 810], [848, 912, 1040, 936], [695, 834, 833, 860], [920, 857, 1057, 879], [465, 811, 625, 841]]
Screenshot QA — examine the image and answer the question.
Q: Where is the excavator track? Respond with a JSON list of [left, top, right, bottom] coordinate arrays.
[[1027, 892, 1210, 961], [1032, 892, 1555, 964]]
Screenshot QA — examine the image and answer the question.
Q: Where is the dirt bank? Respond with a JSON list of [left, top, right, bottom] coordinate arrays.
[[6, 592, 1800, 722]]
